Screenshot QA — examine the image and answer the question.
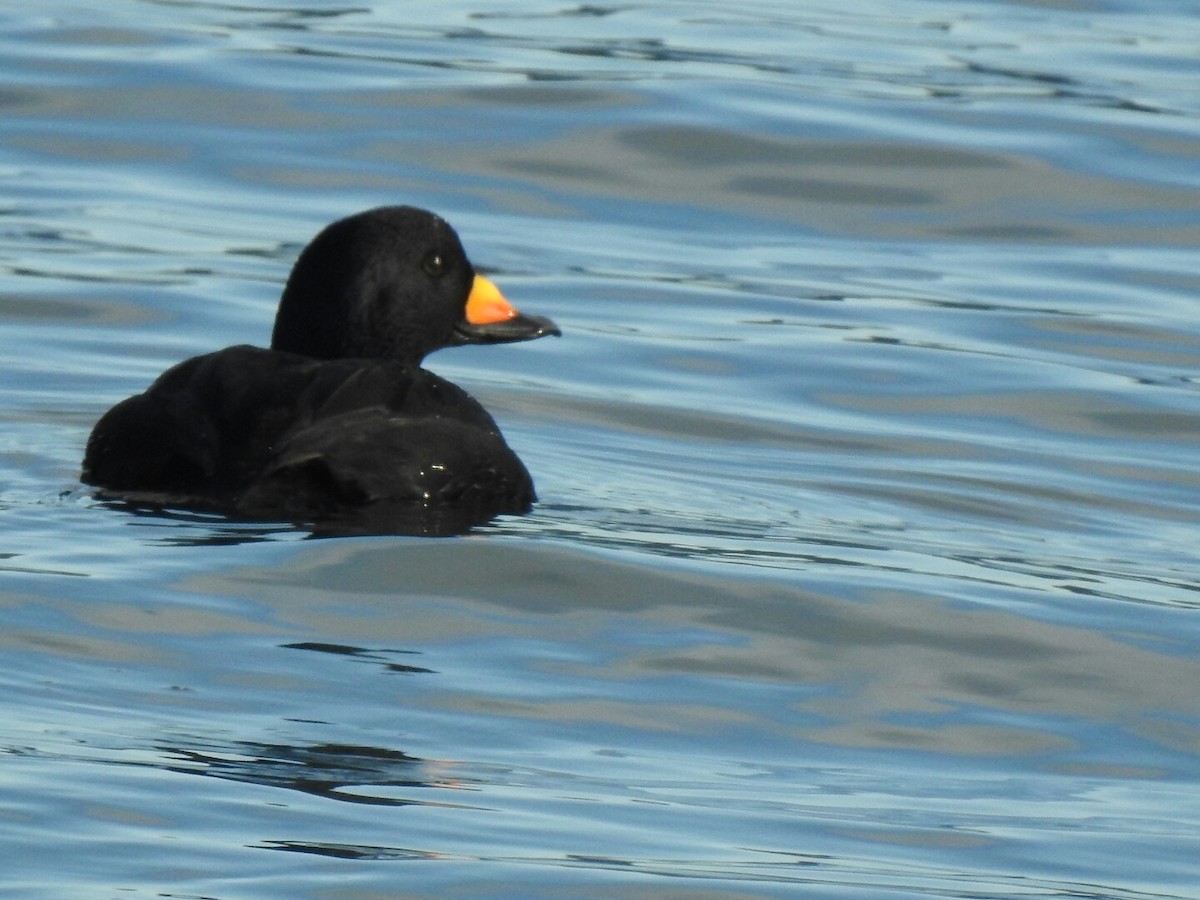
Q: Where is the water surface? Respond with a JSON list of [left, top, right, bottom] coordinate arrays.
[[2, 1, 1199, 897]]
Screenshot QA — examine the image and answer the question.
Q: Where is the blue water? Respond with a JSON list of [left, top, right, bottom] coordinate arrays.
[[3, 1, 1200, 897]]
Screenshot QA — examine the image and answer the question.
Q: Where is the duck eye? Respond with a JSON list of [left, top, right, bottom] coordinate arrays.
[[422, 253, 445, 277]]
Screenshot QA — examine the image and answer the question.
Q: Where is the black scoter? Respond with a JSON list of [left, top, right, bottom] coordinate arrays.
[[82, 206, 560, 535]]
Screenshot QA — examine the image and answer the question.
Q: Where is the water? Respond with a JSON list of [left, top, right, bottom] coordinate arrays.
[[2, 0, 1199, 896]]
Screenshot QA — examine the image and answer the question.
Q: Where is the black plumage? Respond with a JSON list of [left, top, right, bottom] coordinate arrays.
[[82, 206, 559, 535]]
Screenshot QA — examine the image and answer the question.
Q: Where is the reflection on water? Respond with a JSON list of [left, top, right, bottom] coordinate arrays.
[[457, 121, 1200, 244], [2, 0, 1200, 896], [282, 640, 436, 674], [162, 739, 452, 808], [92, 492, 533, 538], [188, 539, 1200, 756]]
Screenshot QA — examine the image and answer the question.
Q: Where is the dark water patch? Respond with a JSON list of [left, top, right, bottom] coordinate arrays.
[[281, 640, 435, 674], [161, 738, 455, 808]]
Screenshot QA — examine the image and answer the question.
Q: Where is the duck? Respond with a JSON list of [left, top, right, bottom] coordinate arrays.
[[82, 205, 560, 535]]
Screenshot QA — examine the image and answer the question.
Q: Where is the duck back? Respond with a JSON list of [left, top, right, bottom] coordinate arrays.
[[82, 346, 535, 532]]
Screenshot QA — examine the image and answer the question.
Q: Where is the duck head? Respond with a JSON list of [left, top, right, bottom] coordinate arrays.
[[271, 206, 559, 364]]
